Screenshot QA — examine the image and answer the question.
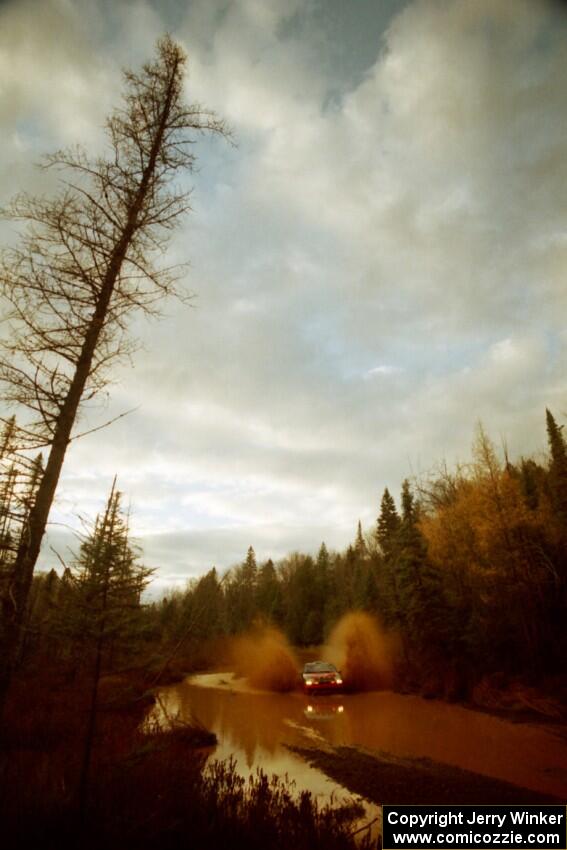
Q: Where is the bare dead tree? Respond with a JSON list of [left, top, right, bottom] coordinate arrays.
[[0, 34, 229, 720], [0, 418, 44, 602]]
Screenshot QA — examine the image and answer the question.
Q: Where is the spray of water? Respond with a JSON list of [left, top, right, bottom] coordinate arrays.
[[324, 611, 395, 691], [230, 624, 300, 692]]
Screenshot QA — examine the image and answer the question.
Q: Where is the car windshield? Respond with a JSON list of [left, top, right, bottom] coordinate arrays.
[[303, 662, 337, 674]]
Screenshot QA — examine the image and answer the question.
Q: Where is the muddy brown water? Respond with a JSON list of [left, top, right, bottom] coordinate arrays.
[[149, 673, 567, 809]]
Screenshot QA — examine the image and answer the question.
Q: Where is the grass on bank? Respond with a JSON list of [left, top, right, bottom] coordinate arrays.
[[0, 667, 372, 850]]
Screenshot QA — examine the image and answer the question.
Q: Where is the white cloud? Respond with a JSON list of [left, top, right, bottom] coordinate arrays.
[[364, 365, 403, 379], [1, 0, 565, 581]]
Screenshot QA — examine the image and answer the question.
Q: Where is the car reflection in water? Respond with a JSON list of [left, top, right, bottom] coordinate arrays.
[[304, 702, 345, 720]]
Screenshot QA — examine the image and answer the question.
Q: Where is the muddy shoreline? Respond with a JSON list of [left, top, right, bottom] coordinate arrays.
[[288, 744, 564, 806]]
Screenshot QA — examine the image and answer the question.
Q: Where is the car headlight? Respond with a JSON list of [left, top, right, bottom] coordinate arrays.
[[335, 678, 343, 684], [304, 678, 314, 685]]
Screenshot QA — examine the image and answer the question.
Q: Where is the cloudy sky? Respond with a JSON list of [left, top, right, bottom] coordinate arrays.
[[1, 0, 566, 590]]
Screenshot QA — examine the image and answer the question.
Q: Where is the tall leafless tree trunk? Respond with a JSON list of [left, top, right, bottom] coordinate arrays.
[[0, 35, 229, 722]]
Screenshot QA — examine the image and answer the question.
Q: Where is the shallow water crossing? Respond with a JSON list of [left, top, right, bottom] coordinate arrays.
[[149, 672, 567, 806]]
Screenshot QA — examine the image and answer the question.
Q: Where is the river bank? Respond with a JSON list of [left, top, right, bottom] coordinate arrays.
[[0, 664, 369, 849], [288, 744, 563, 806], [2, 653, 566, 848]]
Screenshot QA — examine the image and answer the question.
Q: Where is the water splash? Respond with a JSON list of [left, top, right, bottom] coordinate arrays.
[[324, 611, 395, 691], [230, 624, 300, 692]]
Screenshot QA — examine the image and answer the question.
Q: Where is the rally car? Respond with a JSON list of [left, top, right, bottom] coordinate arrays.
[[301, 661, 343, 693]]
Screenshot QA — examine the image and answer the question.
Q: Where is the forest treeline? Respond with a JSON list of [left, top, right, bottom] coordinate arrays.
[[16, 409, 567, 698]]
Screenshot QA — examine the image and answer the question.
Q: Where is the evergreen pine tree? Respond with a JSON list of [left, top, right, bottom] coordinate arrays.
[[71, 480, 152, 668], [374, 488, 402, 627], [315, 542, 336, 634], [70, 479, 152, 813], [256, 559, 283, 624], [354, 520, 367, 558], [376, 488, 401, 558], [546, 408, 567, 522], [242, 546, 258, 585], [397, 480, 449, 664], [519, 458, 543, 510], [225, 546, 258, 632], [316, 542, 329, 572], [189, 568, 225, 640]]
